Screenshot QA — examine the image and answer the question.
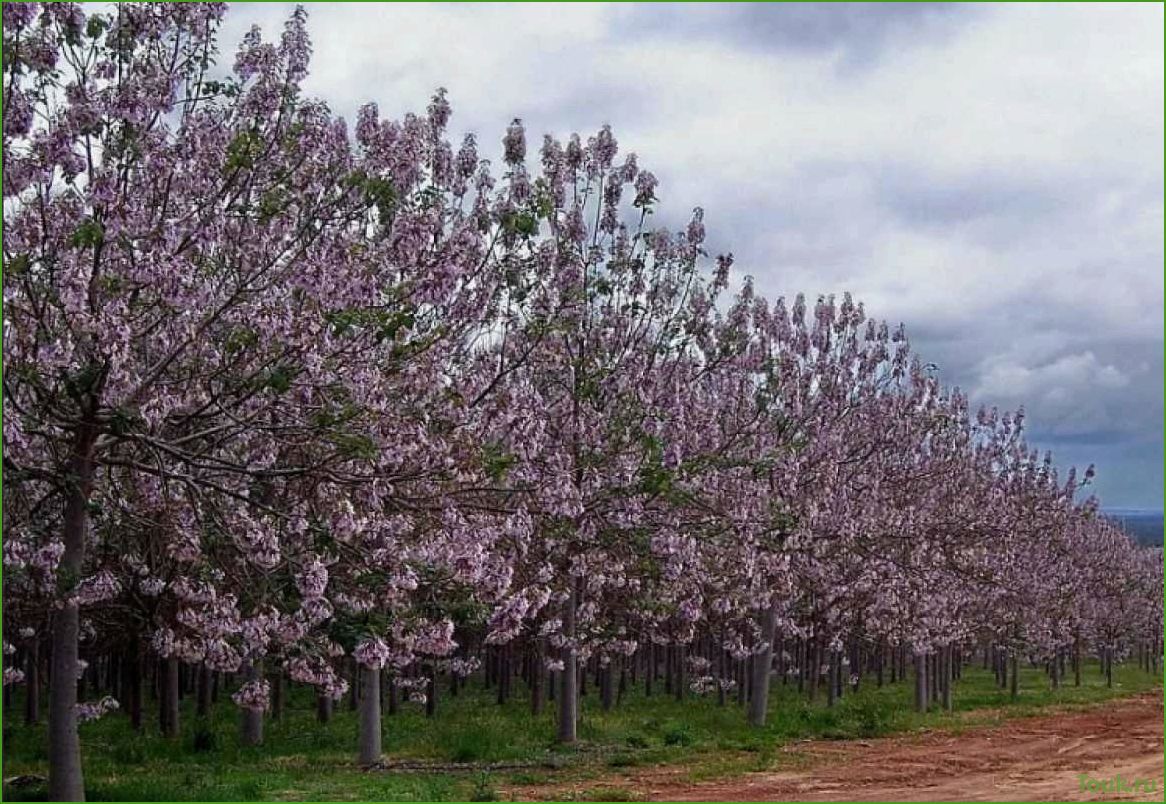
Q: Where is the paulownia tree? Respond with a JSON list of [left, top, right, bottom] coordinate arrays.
[[2, 3, 505, 796]]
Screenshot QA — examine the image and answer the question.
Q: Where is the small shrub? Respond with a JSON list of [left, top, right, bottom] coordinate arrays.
[[661, 724, 693, 746], [606, 752, 637, 768], [851, 699, 892, 738], [443, 726, 496, 762], [470, 774, 498, 802]]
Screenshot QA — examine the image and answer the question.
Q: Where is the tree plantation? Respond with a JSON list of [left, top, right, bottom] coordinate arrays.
[[2, 5, 1162, 802]]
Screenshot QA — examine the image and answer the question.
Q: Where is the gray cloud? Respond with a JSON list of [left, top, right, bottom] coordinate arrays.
[[218, 2, 1163, 508], [621, 3, 974, 67]]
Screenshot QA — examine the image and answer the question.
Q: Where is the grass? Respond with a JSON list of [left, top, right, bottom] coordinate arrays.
[[1, 660, 1158, 801]]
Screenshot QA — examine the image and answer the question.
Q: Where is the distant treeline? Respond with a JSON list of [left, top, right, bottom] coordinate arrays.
[[1105, 512, 1165, 546]]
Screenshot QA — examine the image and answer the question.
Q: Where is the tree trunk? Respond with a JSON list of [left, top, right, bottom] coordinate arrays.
[[798, 640, 806, 692], [809, 639, 822, 702], [161, 657, 180, 737], [717, 642, 728, 707], [128, 643, 143, 732], [496, 650, 506, 705], [748, 605, 776, 726], [1010, 651, 1019, 700], [827, 651, 838, 708], [839, 650, 847, 697], [531, 641, 545, 715], [557, 581, 578, 743], [644, 644, 653, 697], [388, 676, 399, 715], [270, 671, 283, 721], [358, 665, 382, 766], [25, 638, 40, 725], [316, 692, 333, 724], [426, 663, 437, 718], [600, 663, 614, 711], [941, 646, 953, 712], [196, 663, 210, 718], [348, 660, 359, 712], [240, 662, 263, 746], [914, 653, 927, 713], [48, 431, 97, 802]]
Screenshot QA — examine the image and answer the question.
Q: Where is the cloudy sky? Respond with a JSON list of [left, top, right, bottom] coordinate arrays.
[[222, 3, 1163, 509]]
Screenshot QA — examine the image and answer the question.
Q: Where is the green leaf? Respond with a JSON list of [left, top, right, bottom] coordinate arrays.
[[263, 364, 298, 394], [70, 218, 105, 251]]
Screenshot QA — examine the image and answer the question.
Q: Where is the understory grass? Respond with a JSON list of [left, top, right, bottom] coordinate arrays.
[[1, 660, 1158, 801]]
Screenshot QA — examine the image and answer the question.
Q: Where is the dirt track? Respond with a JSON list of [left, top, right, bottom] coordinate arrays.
[[512, 691, 1165, 802]]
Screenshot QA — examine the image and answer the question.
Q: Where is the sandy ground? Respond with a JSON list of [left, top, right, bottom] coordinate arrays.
[[509, 691, 1164, 802]]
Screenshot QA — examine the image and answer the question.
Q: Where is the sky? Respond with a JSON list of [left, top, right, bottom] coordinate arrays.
[[220, 2, 1164, 510]]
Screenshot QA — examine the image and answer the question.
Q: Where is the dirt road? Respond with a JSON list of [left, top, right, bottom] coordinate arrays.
[[512, 691, 1164, 802]]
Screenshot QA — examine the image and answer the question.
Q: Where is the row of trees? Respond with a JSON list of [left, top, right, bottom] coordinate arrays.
[[3, 5, 1162, 801]]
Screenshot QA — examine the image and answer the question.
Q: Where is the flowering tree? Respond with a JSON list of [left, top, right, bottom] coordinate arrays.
[[2, 4, 1161, 798], [2, 2, 505, 795]]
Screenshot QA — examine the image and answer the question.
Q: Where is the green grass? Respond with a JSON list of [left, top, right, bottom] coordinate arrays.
[[1, 660, 1158, 801]]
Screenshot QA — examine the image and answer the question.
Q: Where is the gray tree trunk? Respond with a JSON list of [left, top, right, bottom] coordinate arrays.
[[241, 661, 263, 746], [358, 664, 382, 765], [827, 651, 837, 708], [348, 660, 359, 712], [557, 582, 578, 743], [1074, 637, 1082, 687], [161, 657, 180, 737], [1010, 651, 1019, 700], [270, 671, 283, 721], [25, 638, 40, 725], [48, 431, 96, 802], [914, 653, 927, 712], [128, 641, 143, 732], [643, 644, 653, 697], [196, 664, 210, 718], [808, 639, 822, 702], [941, 646, 953, 712], [600, 663, 614, 711], [387, 675, 399, 715], [316, 691, 333, 724], [531, 639, 545, 715], [747, 604, 777, 726]]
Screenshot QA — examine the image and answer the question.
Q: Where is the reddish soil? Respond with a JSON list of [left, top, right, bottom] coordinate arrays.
[[510, 691, 1164, 802]]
